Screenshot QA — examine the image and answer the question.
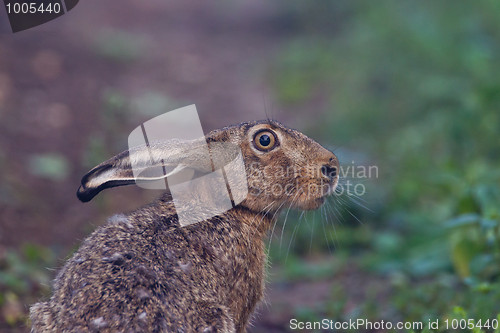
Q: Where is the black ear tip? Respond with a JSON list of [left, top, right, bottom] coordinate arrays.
[[76, 179, 136, 202], [77, 185, 97, 202]]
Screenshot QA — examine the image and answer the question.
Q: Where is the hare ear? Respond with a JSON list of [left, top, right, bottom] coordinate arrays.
[[77, 150, 138, 202], [77, 139, 214, 202]]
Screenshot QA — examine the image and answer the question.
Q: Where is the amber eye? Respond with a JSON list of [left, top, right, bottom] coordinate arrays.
[[253, 130, 278, 151]]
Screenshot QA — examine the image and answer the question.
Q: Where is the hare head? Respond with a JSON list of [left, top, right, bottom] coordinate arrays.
[[77, 120, 339, 219], [207, 121, 339, 213]]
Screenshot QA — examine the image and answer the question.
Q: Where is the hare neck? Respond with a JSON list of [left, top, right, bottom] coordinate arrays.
[[229, 205, 274, 236]]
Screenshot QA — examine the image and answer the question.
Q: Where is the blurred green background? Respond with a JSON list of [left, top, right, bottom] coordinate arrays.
[[0, 1, 499, 332]]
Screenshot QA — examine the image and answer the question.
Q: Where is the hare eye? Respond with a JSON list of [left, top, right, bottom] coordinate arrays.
[[253, 130, 277, 151]]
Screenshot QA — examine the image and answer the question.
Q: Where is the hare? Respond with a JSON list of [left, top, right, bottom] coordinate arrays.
[[30, 120, 339, 332]]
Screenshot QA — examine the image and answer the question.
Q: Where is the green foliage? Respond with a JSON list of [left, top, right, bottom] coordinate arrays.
[[93, 29, 147, 63], [27, 153, 70, 181], [0, 245, 56, 327]]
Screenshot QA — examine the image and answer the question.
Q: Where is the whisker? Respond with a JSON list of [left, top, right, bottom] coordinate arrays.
[[320, 205, 334, 254], [346, 207, 364, 225], [279, 190, 301, 251], [286, 210, 305, 263], [308, 211, 315, 253], [331, 199, 346, 225], [250, 201, 276, 240], [346, 195, 373, 212], [268, 199, 289, 249]]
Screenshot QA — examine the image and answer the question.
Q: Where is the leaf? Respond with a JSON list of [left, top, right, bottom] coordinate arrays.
[[495, 313, 500, 333], [445, 213, 481, 228], [28, 153, 69, 181], [474, 184, 500, 217], [451, 237, 482, 278], [445, 213, 480, 228], [480, 218, 498, 229], [1, 292, 23, 326], [93, 29, 145, 63]]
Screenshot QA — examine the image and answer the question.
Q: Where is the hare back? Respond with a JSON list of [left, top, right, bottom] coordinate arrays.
[[30, 201, 269, 332]]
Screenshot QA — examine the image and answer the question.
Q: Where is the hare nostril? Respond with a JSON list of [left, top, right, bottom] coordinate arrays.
[[321, 165, 337, 180]]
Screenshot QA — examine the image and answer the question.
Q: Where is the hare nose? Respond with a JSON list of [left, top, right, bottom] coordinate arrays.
[[321, 164, 337, 181]]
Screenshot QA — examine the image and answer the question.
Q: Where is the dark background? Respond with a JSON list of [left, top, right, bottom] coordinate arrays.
[[0, 1, 499, 332]]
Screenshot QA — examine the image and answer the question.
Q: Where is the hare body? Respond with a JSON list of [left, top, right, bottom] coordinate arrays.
[[31, 120, 338, 332], [31, 200, 267, 332]]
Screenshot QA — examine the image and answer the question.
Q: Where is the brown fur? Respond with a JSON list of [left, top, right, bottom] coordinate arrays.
[[30, 120, 339, 332]]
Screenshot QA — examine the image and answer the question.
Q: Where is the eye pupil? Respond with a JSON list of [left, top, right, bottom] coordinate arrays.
[[259, 134, 271, 146], [253, 130, 277, 151]]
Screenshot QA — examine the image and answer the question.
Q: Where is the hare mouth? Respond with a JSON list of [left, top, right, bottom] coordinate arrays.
[[295, 187, 332, 210], [296, 177, 338, 208], [297, 196, 326, 210], [319, 178, 338, 197], [325, 180, 339, 196]]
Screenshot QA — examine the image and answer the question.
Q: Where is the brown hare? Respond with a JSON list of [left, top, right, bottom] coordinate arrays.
[[30, 120, 339, 332]]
